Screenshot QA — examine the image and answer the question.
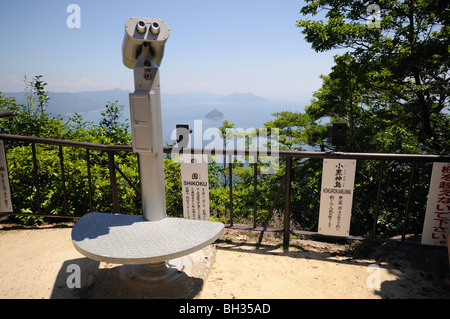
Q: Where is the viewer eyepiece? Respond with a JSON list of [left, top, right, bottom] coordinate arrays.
[[136, 20, 147, 33], [150, 21, 160, 35]]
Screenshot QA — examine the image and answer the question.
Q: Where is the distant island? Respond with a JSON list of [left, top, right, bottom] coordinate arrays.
[[205, 109, 224, 119], [217, 92, 267, 103]]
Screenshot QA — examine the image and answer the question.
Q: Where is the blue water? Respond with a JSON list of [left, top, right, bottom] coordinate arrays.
[[79, 98, 307, 146], [162, 100, 291, 146]]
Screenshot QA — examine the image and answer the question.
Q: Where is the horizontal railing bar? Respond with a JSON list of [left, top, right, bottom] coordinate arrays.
[[226, 225, 424, 245], [166, 147, 449, 162], [228, 222, 374, 241], [290, 229, 366, 241], [225, 224, 284, 233], [0, 133, 132, 152], [1, 134, 448, 162], [290, 229, 425, 245], [0, 212, 80, 219]]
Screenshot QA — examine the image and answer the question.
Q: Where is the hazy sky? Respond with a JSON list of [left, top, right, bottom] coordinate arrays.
[[0, 0, 339, 99]]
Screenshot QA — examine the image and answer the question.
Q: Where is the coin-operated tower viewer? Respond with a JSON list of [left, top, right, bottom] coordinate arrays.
[[71, 18, 224, 287], [122, 17, 169, 221]]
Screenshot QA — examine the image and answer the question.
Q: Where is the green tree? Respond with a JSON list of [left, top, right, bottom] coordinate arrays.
[[268, 0, 450, 237], [1, 76, 67, 139], [29, 75, 49, 115], [264, 111, 329, 151], [98, 100, 130, 145], [297, 0, 449, 154]]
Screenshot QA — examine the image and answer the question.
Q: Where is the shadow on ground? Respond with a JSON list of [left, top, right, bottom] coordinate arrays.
[[50, 246, 217, 299], [215, 229, 450, 299], [371, 243, 450, 299]]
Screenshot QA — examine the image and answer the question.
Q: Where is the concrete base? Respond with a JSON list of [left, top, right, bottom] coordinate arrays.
[[120, 256, 190, 287]]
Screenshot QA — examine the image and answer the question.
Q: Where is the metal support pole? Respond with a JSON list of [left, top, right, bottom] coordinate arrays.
[[31, 143, 41, 215], [138, 152, 166, 221], [228, 160, 233, 226], [402, 162, 416, 242], [59, 145, 68, 215], [129, 43, 166, 221], [253, 158, 258, 228], [86, 149, 93, 211], [372, 160, 384, 239]]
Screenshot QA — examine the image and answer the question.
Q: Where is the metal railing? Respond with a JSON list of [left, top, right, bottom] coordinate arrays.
[[0, 133, 448, 246]]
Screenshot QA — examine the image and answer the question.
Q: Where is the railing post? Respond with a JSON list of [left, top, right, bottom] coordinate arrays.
[[283, 156, 292, 246], [86, 149, 93, 211], [402, 162, 416, 242], [372, 160, 384, 239], [253, 157, 257, 228], [31, 143, 41, 215], [58, 145, 68, 216], [107, 151, 120, 214], [228, 160, 233, 226]]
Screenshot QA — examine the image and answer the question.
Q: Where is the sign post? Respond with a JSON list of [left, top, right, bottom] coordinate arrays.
[[0, 140, 12, 213], [180, 153, 210, 221], [421, 162, 450, 246], [318, 159, 356, 237]]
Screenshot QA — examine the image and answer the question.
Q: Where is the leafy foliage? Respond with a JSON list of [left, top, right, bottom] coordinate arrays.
[[284, 0, 449, 237], [2, 0, 448, 241], [297, 0, 449, 154]]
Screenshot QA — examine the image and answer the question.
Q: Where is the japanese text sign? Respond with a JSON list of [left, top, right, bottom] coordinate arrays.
[[421, 162, 450, 246], [318, 159, 356, 237], [180, 153, 210, 221], [0, 140, 12, 212]]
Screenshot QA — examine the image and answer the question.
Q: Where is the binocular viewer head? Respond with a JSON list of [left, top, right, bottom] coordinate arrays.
[[122, 17, 170, 69]]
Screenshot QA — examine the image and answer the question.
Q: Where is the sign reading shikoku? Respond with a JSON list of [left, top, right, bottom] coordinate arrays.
[[318, 159, 356, 237], [421, 162, 450, 246], [0, 140, 12, 212], [180, 153, 210, 220]]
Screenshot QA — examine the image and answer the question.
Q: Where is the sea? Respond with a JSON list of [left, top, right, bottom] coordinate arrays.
[[80, 98, 308, 147], [4, 90, 309, 147]]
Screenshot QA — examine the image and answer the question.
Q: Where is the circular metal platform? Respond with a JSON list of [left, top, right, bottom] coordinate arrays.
[[71, 212, 225, 265]]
